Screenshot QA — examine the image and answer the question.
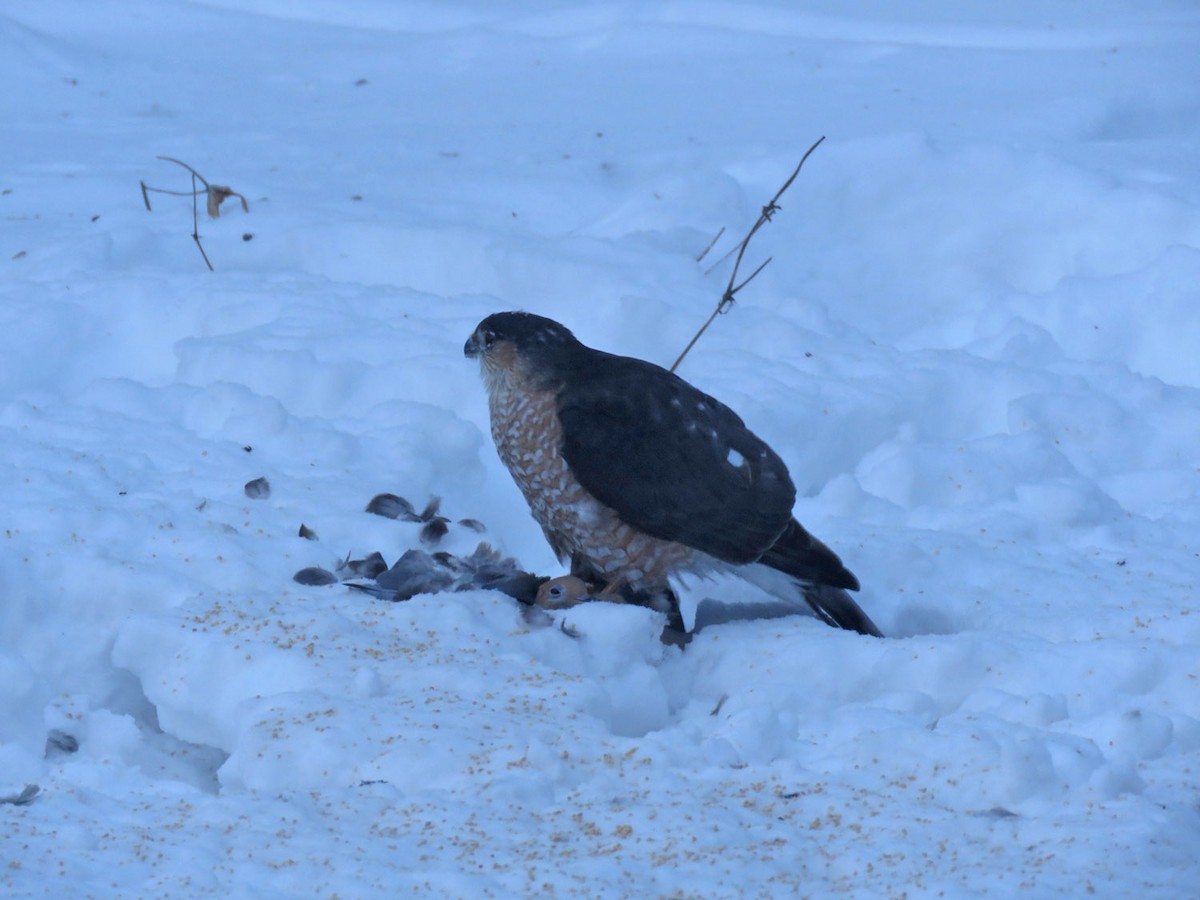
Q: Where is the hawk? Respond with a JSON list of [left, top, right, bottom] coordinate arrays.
[[464, 311, 882, 638]]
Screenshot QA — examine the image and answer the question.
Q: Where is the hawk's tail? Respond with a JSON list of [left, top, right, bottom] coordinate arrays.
[[759, 519, 883, 637], [800, 584, 883, 638], [759, 519, 860, 591]]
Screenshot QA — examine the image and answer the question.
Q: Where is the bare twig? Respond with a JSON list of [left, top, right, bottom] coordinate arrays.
[[730, 255, 773, 295], [151, 156, 249, 217], [670, 136, 825, 373], [190, 172, 213, 271], [140, 157, 249, 271], [157, 156, 210, 186], [701, 239, 741, 276]]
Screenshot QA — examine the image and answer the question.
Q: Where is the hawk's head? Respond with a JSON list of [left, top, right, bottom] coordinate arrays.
[[464, 312, 582, 390]]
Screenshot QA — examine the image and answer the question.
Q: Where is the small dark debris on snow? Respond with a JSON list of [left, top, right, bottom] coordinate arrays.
[[968, 807, 1020, 819], [242, 445, 253, 453], [298, 523, 318, 541], [244, 476, 270, 499], [294, 566, 338, 586], [354, 78, 368, 86], [457, 518, 486, 533], [242, 233, 253, 241]]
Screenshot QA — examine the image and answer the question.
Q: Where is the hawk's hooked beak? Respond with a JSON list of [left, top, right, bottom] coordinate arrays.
[[464, 332, 480, 358]]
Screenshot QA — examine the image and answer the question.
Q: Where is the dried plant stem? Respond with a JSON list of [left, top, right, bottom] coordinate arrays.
[[695, 226, 725, 263], [140, 157, 249, 271], [189, 172, 214, 271], [670, 136, 825, 373]]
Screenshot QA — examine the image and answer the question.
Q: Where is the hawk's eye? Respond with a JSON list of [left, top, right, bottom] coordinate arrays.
[[482, 329, 497, 349]]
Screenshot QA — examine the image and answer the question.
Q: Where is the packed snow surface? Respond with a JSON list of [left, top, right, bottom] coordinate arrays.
[[3, 1, 1199, 896]]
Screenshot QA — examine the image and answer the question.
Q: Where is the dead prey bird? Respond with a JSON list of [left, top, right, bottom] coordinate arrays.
[[343, 543, 546, 605]]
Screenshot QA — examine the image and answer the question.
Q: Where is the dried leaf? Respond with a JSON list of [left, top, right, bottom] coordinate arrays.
[[207, 185, 236, 218]]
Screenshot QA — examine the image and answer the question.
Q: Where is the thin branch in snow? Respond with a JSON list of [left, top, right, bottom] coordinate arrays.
[[695, 226, 725, 263], [670, 136, 825, 374], [190, 172, 213, 271], [140, 157, 249, 271]]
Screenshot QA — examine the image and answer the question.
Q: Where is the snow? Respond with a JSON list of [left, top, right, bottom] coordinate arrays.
[[3, 0, 1199, 895]]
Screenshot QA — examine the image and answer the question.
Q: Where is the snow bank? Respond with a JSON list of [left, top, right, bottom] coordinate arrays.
[[2, 0, 1198, 895]]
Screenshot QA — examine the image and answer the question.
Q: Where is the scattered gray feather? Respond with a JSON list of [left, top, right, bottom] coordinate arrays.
[[419, 517, 450, 545], [364, 493, 421, 521], [45, 730, 79, 755], [244, 476, 270, 499], [417, 496, 442, 521], [0, 785, 40, 806], [293, 566, 338, 586], [339, 551, 388, 579]]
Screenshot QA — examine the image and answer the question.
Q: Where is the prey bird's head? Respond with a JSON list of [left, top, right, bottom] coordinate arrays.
[[464, 312, 582, 389]]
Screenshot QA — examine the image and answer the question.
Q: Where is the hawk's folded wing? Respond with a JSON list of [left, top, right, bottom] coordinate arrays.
[[557, 354, 796, 566]]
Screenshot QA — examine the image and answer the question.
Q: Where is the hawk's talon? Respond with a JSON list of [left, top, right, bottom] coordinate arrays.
[[559, 619, 582, 640]]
